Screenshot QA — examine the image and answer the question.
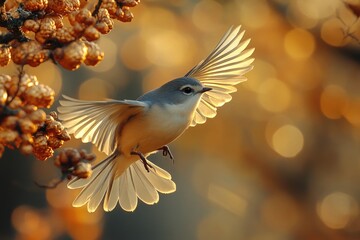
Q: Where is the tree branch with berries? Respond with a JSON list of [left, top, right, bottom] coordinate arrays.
[[0, 0, 139, 184]]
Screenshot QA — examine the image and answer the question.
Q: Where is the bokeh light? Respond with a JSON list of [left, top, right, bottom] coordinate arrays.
[[79, 77, 113, 100], [207, 183, 247, 216], [321, 18, 348, 47], [343, 98, 360, 127], [320, 84, 348, 119], [145, 30, 195, 67], [257, 78, 292, 112], [317, 192, 359, 229], [271, 124, 304, 158], [284, 28, 315, 60], [192, 0, 224, 32], [295, 0, 338, 20], [11, 206, 52, 240]]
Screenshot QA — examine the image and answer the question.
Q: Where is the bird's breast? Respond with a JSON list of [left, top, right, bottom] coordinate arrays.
[[117, 103, 192, 156]]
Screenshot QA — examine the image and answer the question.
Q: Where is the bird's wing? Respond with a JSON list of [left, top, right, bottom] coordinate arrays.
[[185, 26, 254, 126], [58, 95, 148, 155]]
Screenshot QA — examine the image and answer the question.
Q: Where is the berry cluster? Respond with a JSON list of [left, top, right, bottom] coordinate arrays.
[[54, 148, 95, 179], [0, 0, 140, 69], [32, 111, 71, 160], [0, 73, 70, 160]]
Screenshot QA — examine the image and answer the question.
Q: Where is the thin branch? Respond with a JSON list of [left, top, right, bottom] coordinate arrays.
[[92, 0, 103, 16]]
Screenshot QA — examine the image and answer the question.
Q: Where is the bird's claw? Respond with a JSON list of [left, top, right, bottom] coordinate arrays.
[[141, 159, 154, 172], [131, 150, 154, 173], [158, 145, 174, 163]]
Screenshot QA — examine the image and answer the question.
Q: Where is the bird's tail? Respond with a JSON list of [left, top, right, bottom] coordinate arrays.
[[67, 152, 176, 212]]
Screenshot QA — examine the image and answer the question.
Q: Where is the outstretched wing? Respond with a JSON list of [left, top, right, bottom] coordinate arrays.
[[185, 25, 254, 126], [58, 95, 148, 155]]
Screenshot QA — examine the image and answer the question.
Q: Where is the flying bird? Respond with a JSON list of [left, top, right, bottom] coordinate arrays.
[[58, 25, 254, 212]]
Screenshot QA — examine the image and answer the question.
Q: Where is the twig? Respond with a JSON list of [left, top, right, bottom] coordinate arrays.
[[92, 0, 103, 16], [34, 177, 65, 189]]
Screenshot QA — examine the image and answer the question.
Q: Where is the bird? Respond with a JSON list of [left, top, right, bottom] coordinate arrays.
[[57, 25, 254, 213]]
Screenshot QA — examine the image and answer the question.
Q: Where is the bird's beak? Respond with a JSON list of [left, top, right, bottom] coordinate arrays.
[[199, 87, 212, 93]]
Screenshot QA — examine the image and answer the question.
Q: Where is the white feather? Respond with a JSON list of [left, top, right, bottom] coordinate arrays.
[[186, 25, 255, 126]]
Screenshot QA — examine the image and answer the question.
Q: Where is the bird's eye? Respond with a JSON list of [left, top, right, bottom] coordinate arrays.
[[181, 87, 194, 95]]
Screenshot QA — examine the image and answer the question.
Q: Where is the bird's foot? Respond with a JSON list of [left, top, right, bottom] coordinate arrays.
[[158, 145, 174, 163], [131, 151, 154, 172]]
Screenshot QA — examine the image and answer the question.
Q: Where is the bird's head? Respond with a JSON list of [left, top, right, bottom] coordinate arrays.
[[139, 77, 212, 107]]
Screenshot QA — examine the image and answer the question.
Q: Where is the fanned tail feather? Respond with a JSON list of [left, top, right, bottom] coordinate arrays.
[[68, 153, 176, 212]]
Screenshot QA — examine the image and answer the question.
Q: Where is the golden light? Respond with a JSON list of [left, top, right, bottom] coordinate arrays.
[[320, 84, 348, 119], [286, 1, 319, 29], [192, 0, 224, 32], [284, 28, 315, 60], [207, 183, 247, 216], [321, 19, 348, 47], [142, 68, 175, 93], [257, 78, 292, 112], [46, 183, 76, 209], [11, 205, 51, 239], [244, 59, 277, 92], [145, 30, 196, 67], [119, 34, 150, 71], [138, 6, 177, 32], [78, 77, 112, 100], [343, 98, 360, 128], [272, 124, 304, 158], [317, 192, 359, 229], [295, 0, 339, 20], [236, 0, 271, 29]]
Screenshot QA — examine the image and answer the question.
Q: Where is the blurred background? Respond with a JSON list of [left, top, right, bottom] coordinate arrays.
[[2, 0, 360, 239]]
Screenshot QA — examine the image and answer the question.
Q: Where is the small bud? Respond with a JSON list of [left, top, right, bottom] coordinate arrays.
[[29, 109, 47, 124], [0, 46, 11, 67], [22, 0, 48, 11], [48, 136, 64, 149], [84, 26, 100, 41], [18, 118, 38, 134], [53, 40, 88, 70], [23, 20, 40, 32], [0, 87, 8, 105], [20, 143, 33, 155], [84, 41, 104, 66], [73, 161, 92, 178]]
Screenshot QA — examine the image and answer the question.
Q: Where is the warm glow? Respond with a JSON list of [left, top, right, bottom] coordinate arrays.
[[119, 34, 150, 71], [343, 98, 360, 127], [295, 0, 339, 19], [317, 192, 359, 229], [192, 0, 224, 32], [145, 30, 195, 67], [320, 84, 348, 119], [11, 205, 51, 239], [257, 78, 291, 112], [207, 184, 247, 216], [78, 77, 112, 100], [321, 19, 348, 47], [284, 28, 315, 60], [272, 124, 304, 158], [237, 0, 271, 29]]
